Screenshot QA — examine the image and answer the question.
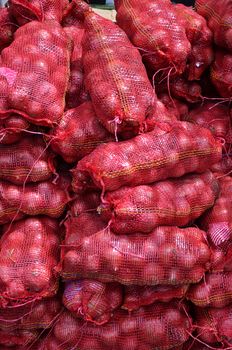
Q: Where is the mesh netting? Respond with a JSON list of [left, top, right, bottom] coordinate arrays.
[[51, 102, 113, 164], [195, 304, 232, 346], [181, 340, 222, 350], [200, 176, 232, 271], [184, 102, 232, 175], [0, 328, 38, 348], [0, 135, 54, 185], [123, 285, 188, 311], [72, 121, 222, 193], [8, 0, 69, 25], [76, 0, 156, 135], [0, 114, 30, 145], [98, 171, 219, 234], [0, 217, 60, 306], [196, 0, 232, 52], [211, 49, 232, 98], [158, 93, 189, 121], [115, 0, 191, 74], [63, 280, 123, 325], [62, 0, 84, 28], [174, 4, 213, 80], [70, 191, 101, 217], [0, 8, 16, 53], [157, 76, 202, 103], [185, 102, 232, 144], [62, 214, 210, 285], [0, 180, 70, 225], [63, 26, 85, 110], [0, 296, 61, 331], [187, 271, 232, 308], [0, 20, 71, 126], [210, 156, 232, 176], [39, 303, 192, 350]]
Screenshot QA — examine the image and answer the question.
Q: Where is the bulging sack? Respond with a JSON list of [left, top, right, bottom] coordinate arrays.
[[63, 280, 123, 325], [62, 214, 210, 285], [0, 136, 55, 185], [0, 8, 16, 52], [63, 26, 85, 109], [0, 328, 38, 348], [174, 3, 213, 80], [115, 0, 191, 74], [0, 296, 61, 331], [8, 0, 69, 25], [39, 303, 192, 350], [196, 0, 232, 51], [195, 304, 232, 345], [72, 121, 222, 193], [0, 180, 70, 225], [76, 0, 156, 135], [200, 176, 232, 267], [123, 285, 188, 311], [187, 271, 232, 308], [0, 115, 30, 145], [211, 49, 232, 97], [0, 217, 60, 306], [51, 102, 113, 163], [0, 21, 71, 126], [98, 171, 219, 234]]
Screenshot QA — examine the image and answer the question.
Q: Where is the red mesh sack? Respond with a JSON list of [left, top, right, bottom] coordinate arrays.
[[196, 0, 232, 51], [195, 304, 232, 346], [76, 0, 156, 135], [0, 217, 60, 307], [158, 93, 189, 120], [123, 285, 188, 311], [62, 214, 210, 285], [0, 328, 38, 348], [0, 296, 61, 331], [70, 191, 101, 217], [0, 8, 16, 52], [62, 0, 84, 28], [185, 102, 232, 175], [0, 21, 71, 126], [40, 303, 191, 350], [181, 340, 221, 350], [72, 121, 222, 193], [200, 176, 232, 270], [174, 4, 213, 80], [63, 26, 85, 109], [0, 180, 70, 225], [0, 135, 54, 185], [211, 50, 232, 98], [8, 0, 69, 25], [186, 102, 232, 144], [142, 99, 176, 134], [51, 102, 113, 163], [115, 0, 191, 75], [210, 156, 232, 176], [99, 171, 219, 234], [187, 271, 232, 308], [159, 76, 202, 103], [63, 280, 123, 325], [0, 115, 30, 145]]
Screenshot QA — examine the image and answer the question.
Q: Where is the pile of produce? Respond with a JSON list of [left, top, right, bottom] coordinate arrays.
[[0, 0, 231, 348]]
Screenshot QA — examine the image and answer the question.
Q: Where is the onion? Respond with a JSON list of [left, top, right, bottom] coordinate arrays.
[[24, 265, 51, 292], [120, 318, 137, 333], [121, 336, 139, 350], [63, 250, 81, 272], [102, 328, 118, 347], [7, 280, 26, 298]]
